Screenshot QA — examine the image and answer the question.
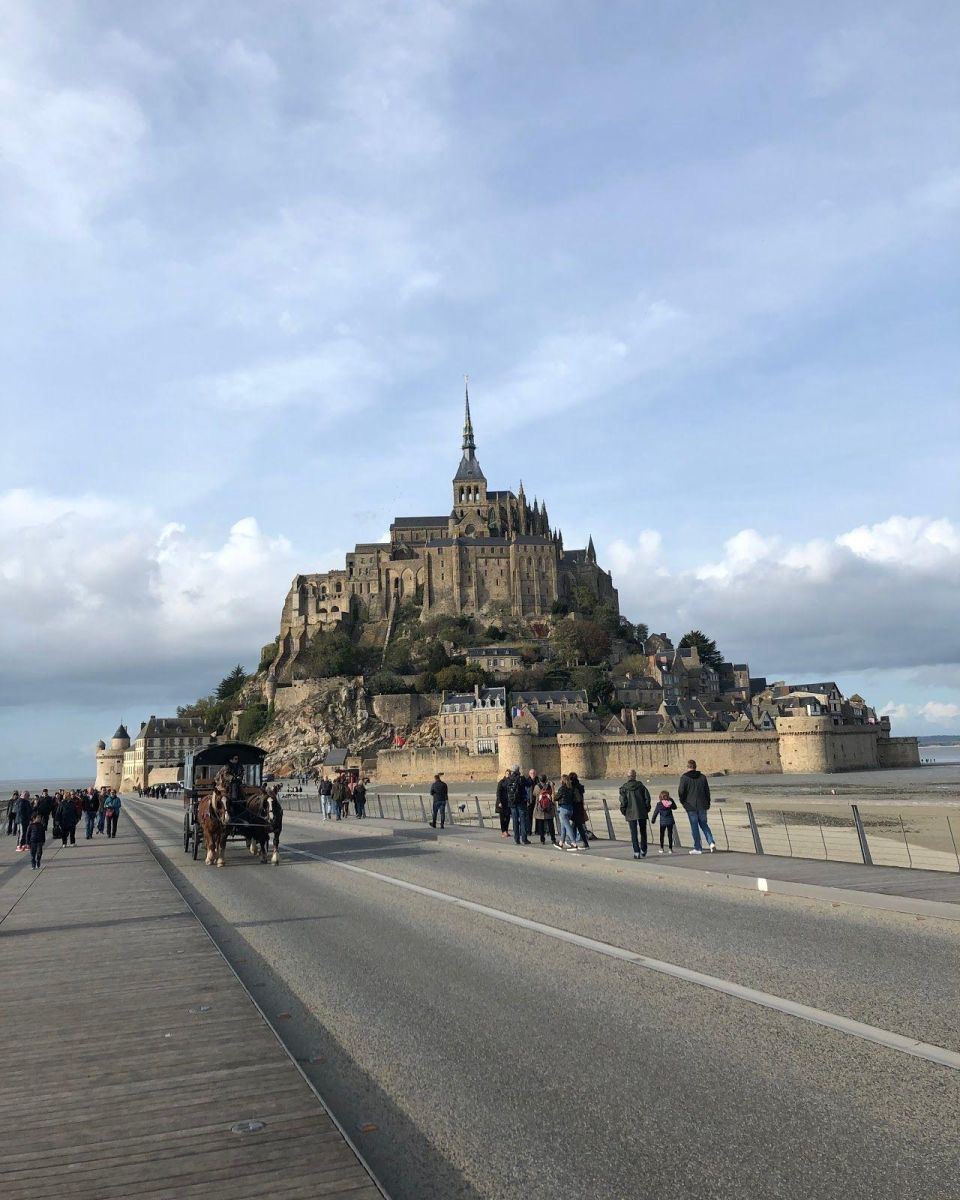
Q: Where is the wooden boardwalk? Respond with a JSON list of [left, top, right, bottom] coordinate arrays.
[[0, 828, 385, 1200]]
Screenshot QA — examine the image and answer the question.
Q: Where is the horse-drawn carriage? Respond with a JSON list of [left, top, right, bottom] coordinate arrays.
[[182, 742, 282, 867]]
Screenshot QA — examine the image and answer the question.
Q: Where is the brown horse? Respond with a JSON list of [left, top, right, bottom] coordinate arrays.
[[198, 792, 228, 867]]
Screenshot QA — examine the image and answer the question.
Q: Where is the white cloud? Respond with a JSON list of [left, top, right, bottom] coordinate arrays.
[[880, 702, 911, 721], [919, 701, 960, 723], [608, 514, 960, 682], [0, 488, 297, 701], [200, 344, 385, 415]]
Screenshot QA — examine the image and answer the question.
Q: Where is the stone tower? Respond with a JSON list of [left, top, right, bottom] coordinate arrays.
[[450, 381, 490, 536], [95, 723, 130, 790]]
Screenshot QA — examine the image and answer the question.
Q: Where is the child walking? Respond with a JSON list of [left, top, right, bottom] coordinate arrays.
[[650, 791, 677, 854], [26, 813, 45, 870]]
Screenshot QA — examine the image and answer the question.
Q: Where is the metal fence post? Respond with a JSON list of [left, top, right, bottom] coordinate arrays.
[[601, 797, 616, 840], [397, 795, 404, 821], [377, 796, 384, 819], [418, 795, 428, 823], [716, 808, 727, 851], [474, 797, 485, 828], [817, 815, 828, 859], [947, 815, 960, 873], [780, 810, 794, 856], [745, 802, 764, 855], [850, 804, 873, 866], [898, 813, 913, 868]]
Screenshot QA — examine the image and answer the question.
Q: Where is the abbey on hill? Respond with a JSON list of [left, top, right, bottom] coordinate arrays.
[[272, 388, 618, 678]]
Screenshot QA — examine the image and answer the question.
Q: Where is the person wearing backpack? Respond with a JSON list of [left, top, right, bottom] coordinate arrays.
[[506, 766, 530, 845], [618, 770, 652, 859], [532, 777, 557, 845]]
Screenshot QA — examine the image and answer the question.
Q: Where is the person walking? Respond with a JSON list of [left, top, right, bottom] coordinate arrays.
[[568, 772, 591, 850], [82, 790, 100, 839], [26, 813, 45, 870], [495, 769, 512, 838], [353, 779, 367, 819], [56, 793, 79, 846], [331, 774, 347, 820], [15, 791, 34, 851], [319, 775, 334, 820], [650, 791, 678, 854], [36, 789, 55, 831], [6, 791, 18, 837], [429, 773, 448, 829], [525, 769, 539, 839], [555, 775, 578, 850], [618, 769, 651, 859], [102, 791, 122, 839], [506, 766, 530, 845], [532, 777, 557, 845], [678, 759, 716, 854]]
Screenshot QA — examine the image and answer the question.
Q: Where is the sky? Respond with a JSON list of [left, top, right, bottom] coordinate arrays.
[[1, 0, 958, 777]]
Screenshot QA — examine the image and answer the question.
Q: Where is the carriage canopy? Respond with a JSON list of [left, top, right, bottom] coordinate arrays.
[[183, 742, 266, 793]]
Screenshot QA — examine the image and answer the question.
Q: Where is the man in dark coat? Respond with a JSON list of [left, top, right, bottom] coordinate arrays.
[[15, 791, 34, 850], [618, 770, 652, 859], [35, 789, 55, 830], [82, 790, 100, 839], [429, 774, 448, 829], [56, 794, 79, 846], [506, 766, 530, 845], [678, 759, 716, 854]]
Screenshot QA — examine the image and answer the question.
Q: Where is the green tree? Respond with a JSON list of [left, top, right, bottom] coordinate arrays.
[[382, 640, 414, 673], [216, 665, 247, 700], [434, 664, 489, 692], [570, 666, 614, 709], [554, 620, 611, 666], [300, 630, 361, 677], [237, 703, 270, 742], [367, 671, 410, 695], [678, 630, 724, 671]]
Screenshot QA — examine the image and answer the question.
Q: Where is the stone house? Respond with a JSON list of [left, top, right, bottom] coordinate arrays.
[[509, 689, 590, 736], [464, 646, 525, 676], [438, 685, 508, 754], [121, 715, 210, 789]]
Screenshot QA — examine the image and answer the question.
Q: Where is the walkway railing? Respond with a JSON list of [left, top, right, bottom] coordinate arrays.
[[280, 788, 960, 874]]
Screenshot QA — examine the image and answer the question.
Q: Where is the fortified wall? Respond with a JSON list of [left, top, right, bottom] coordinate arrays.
[[374, 715, 920, 783]]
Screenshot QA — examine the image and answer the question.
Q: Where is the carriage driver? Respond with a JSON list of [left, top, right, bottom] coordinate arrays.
[[221, 754, 246, 816]]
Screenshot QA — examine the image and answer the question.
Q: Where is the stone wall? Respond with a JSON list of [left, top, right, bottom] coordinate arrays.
[[371, 692, 440, 729], [376, 746, 502, 784], [777, 715, 882, 773], [877, 736, 922, 768]]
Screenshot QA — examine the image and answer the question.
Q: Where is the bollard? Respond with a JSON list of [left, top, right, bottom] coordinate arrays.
[[850, 804, 873, 866], [745, 802, 764, 855], [474, 797, 485, 829], [601, 797, 616, 840]]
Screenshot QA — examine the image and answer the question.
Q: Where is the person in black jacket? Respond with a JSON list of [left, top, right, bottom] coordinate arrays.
[[56, 795, 79, 846], [6, 791, 18, 837], [429, 774, 449, 829], [568, 772, 591, 850], [15, 791, 34, 850], [26, 813, 45, 869], [495, 769, 512, 838], [82, 790, 100, 839], [677, 760, 716, 854]]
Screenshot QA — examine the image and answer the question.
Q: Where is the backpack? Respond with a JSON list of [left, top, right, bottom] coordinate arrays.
[[506, 774, 524, 805], [538, 790, 552, 812]]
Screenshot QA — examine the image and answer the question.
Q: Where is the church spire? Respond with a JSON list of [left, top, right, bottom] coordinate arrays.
[[462, 376, 475, 454]]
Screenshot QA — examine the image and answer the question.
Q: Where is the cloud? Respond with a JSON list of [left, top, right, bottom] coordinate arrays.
[[0, 488, 297, 703], [199, 344, 385, 415], [880, 702, 910, 721], [919, 701, 960, 723], [608, 515, 960, 684]]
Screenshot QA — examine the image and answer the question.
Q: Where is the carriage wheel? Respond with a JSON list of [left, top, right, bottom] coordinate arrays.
[[192, 826, 200, 860], [183, 814, 191, 853]]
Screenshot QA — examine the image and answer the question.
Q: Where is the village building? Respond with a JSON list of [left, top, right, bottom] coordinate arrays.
[[120, 715, 211, 790], [509, 689, 591, 736], [463, 645, 525, 677], [438, 685, 508, 753], [94, 724, 130, 791]]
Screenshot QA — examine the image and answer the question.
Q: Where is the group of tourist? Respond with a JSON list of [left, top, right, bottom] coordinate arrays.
[[318, 773, 368, 820], [427, 759, 717, 858], [5, 787, 123, 869]]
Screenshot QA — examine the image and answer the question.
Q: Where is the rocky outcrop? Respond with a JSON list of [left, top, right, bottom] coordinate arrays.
[[255, 677, 394, 777]]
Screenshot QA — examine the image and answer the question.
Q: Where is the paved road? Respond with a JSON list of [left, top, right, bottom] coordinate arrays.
[[128, 798, 960, 1200]]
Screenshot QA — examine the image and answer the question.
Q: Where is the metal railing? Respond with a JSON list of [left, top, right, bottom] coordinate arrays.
[[281, 787, 960, 874]]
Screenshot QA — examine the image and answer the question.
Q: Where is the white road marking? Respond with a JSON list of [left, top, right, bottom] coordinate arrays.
[[288, 846, 960, 1073]]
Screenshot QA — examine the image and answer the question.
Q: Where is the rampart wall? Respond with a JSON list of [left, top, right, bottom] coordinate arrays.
[[877, 737, 923, 768], [376, 746, 501, 784]]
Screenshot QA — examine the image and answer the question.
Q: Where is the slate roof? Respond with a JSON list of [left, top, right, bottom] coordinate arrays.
[[325, 747, 349, 767], [453, 453, 486, 482], [113, 724, 130, 740], [511, 689, 589, 706]]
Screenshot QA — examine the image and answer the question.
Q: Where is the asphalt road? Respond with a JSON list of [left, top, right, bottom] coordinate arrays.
[[127, 797, 960, 1200]]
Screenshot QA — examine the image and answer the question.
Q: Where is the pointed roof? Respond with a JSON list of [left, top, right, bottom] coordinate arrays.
[[113, 724, 129, 741], [454, 377, 486, 482]]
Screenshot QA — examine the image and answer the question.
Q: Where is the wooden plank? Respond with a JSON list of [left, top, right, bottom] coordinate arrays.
[[0, 832, 384, 1200]]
